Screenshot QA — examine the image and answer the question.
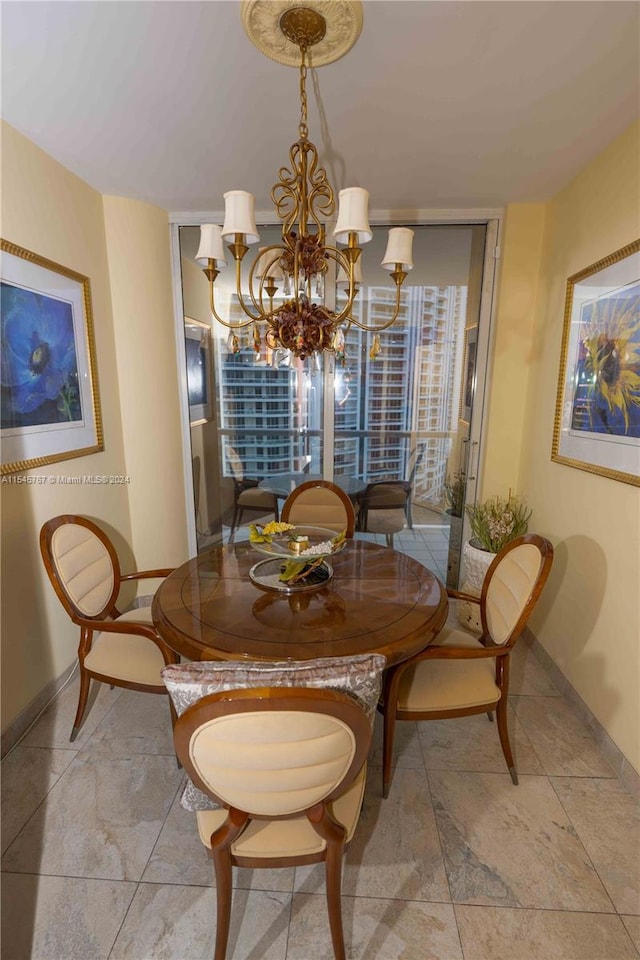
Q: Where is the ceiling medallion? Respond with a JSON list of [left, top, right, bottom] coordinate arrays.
[[241, 0, 363, 67]]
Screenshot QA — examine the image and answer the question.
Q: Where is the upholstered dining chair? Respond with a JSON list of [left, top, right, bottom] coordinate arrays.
[[39, 515, 179, 742], [379, 534, 554, 797], [357, 480, 412, 548], [281, 479, 356, 536], [164, 654, 386, 960], [227, 446, 278, 542]]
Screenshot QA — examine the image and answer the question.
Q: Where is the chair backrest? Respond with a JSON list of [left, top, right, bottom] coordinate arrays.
[[362, 480, 410, 511], [481, 534, 553, 647], [281, 480, 356, 536], [173, 686, 371, 818], [40, 515, 120, 621]]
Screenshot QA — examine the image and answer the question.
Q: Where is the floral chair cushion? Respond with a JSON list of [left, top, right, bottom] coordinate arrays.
[[162, 653, 386, 811]]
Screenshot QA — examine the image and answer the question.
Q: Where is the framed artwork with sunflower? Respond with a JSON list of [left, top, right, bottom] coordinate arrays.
[[552, 239, 640, 486], [0, 240, 103, 475]]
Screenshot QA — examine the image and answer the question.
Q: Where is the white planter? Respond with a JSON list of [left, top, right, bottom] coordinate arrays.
[[457, 539, 496, 632]]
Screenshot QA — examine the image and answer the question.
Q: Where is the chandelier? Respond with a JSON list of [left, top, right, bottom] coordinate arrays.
[[195, 1, 414, 361]]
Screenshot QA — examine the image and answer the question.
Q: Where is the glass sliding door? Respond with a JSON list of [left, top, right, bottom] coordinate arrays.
[[331, 224, 486, 583], [177, 221, 490, 583]]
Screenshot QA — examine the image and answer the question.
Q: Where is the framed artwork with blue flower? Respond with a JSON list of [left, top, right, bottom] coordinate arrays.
[[1, 240, 103, 474], [552, 239, 640, 486]]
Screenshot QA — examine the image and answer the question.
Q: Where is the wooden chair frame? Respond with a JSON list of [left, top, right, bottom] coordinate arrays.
[[174, 686, 372, 960], [379, 535, 554, 797], [40, 515, 179, 741], [281, 480, 356, 537]]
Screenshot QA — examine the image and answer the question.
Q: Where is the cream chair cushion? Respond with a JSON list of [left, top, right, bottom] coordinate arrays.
[[397, 627, 500, 712], [365, 509, 405, 535], [196, 765, 367, 857], [486, 543, 543, 645], [51, 523, 114, 617], [84, 607, 166, 687], [285, 488, 350, 533]]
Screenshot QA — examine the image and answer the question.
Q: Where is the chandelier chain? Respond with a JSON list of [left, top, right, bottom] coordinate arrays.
[[298, 46, 309, 141]]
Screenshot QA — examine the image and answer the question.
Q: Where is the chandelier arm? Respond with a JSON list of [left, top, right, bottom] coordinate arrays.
[[207, 280, 256, 330], [348, 280, 406, 332]]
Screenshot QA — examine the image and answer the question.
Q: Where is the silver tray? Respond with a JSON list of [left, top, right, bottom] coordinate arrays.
[[249, 557, 333, 594]]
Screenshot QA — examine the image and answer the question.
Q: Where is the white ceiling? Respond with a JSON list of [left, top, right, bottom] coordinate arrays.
[[2, 1, 638, 215]]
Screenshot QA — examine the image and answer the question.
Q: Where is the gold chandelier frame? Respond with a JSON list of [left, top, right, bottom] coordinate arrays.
[[197, 4, 413, 360]]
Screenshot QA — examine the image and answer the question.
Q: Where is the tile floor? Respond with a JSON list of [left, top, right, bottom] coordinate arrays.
[[2, 561, 639, 959]]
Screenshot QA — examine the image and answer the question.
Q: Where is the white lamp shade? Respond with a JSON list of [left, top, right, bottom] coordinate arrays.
[[221, 190, 260, 244], [333, 188, 372, 244], [336, 258, 363, 288], [195, 224, 226, 268], [255, 247, 283, 281], [381, 227, 414, 271]]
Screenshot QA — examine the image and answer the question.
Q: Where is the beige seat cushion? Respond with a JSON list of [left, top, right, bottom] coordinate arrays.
[[84, 607, 166, 687], [196, 764, 367, 858], [365, 509, 405, 535], [397, 627, 500, 712]]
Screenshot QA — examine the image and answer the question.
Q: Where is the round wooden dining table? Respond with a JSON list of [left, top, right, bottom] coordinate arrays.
[[152, 538, 448, 666]]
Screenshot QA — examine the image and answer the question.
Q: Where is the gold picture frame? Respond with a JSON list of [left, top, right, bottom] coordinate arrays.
[[551, 239, 640, 486], [1, 240, 103, 475]]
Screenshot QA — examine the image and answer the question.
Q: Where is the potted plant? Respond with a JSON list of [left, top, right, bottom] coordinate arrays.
[[443, 470, 466, 519], [443, 471, 466, 587], [458, 493, 532, 630]]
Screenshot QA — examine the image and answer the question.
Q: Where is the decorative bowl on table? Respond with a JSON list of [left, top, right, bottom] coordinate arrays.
[[248, 522, 348, 593]]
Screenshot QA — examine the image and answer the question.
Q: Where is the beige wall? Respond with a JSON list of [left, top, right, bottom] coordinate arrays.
[[1, 123, 132, 730], [1, 124, 189, 736], [481, 204, 546, 497], [103, 198, 189, 568], [490, 122, 640, 771]]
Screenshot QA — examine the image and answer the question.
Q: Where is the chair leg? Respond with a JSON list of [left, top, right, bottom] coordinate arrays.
[[325, 835, 347, 960], [386, 533, 394, 549], [487, 711, 494, 722], [229, 505, 240, 543], [210, 811, 249, 960], [406, 499, 413, 530], [307, 803, 347, 960], [496, 694, 517, 784], [70, 664, 91, 742], [381, 668, 402, 798]]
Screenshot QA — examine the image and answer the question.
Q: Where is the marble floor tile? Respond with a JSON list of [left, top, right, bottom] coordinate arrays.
[[85, 687, 175, 756], [454, 904, 639, 960], [509, 641, 562, 697], [1, 872, 136, 960], [295, 766, 450, 903], [2, 751, 182, 881], [417, 708, 544, 776], [369, 714, 424, 770], [20, 671, 122, 751], [1, 744, 76, 854], [142, 789, 295, 893], [512, 696, 617, 778], [110, 883, 290, 960], [552, 776, 640, 915], [622, 915, 640, 950], [430, 771, 613, 911], [286, 894, 463, 960]]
